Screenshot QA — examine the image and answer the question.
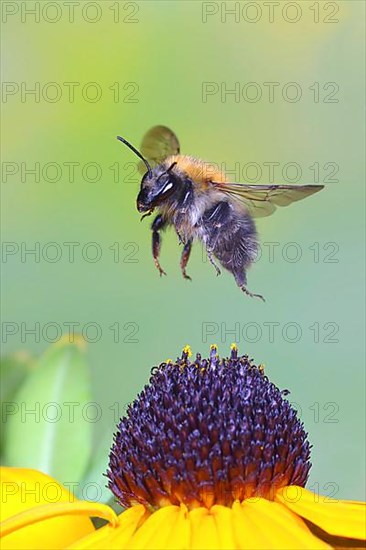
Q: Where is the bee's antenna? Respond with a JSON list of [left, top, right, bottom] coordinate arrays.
[[117, 135, 153, 178]]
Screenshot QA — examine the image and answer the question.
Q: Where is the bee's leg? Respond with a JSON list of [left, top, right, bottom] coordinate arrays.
[[180, 239, 193, 281], [241, 286, 266, 302], [234, 270, 265, 302], [151, 214, 167, 277], [176, 231, 185, 245], [206, 249, 221, 276]]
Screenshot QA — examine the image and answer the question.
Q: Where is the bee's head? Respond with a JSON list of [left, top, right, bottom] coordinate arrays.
[[116, 135, 178, 214], [137, 163, 178, 213]]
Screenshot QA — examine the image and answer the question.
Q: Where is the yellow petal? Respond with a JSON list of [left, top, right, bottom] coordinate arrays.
[[167, 505, 191, 550], [0, 467, 94, 549], [276, 486, 366, 541], [232, 498, 331, 549], [68, 505, 146, 550], [1, 500, 118, 537], [189, 507, 220, 550], [232, 500, 274, 549], [128, 505, 188, 550], [69, 504, 192, 550], [210, 505, 237, 550], [136, 505, 191, 550]]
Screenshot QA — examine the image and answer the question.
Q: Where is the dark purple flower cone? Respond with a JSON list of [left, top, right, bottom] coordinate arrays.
[[107, 346, 311, 510]]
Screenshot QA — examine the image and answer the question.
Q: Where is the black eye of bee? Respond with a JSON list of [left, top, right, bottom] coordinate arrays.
[[156, 169, 178, 198]]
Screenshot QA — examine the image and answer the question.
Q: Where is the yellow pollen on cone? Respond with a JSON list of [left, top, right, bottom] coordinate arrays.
[[182, 345, 192, 357]]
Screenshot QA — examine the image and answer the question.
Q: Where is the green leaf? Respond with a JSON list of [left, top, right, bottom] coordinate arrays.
[[0, 352, 34, 454], [4, 338, 93, 486]]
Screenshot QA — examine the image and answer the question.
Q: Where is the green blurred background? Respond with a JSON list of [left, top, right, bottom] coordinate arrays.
[[2, 1, 365, 500]]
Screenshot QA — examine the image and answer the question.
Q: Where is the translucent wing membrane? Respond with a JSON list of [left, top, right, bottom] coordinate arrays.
[[138, 126, 180, 174], [212, 182, 324, 217]]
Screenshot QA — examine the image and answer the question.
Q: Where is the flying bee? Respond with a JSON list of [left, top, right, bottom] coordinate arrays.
[[117, 126, 324, 301]]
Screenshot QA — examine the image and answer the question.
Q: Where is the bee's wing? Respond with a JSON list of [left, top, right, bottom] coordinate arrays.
[[138, 126, 180, 174], [212, 182, 324, 218]]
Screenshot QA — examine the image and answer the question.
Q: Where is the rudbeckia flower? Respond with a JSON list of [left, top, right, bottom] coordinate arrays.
[[1, 346, 365, 549]]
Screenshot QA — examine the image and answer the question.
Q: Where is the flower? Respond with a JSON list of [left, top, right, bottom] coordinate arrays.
[[1, 346, 365, 549], [107, 344, 311, 509]]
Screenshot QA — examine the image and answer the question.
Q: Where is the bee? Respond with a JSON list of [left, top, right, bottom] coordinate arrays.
[[117, 126, 324, 301]]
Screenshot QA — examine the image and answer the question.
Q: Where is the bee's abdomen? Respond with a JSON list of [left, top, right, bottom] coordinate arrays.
[[201, 201, 258, 275]]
